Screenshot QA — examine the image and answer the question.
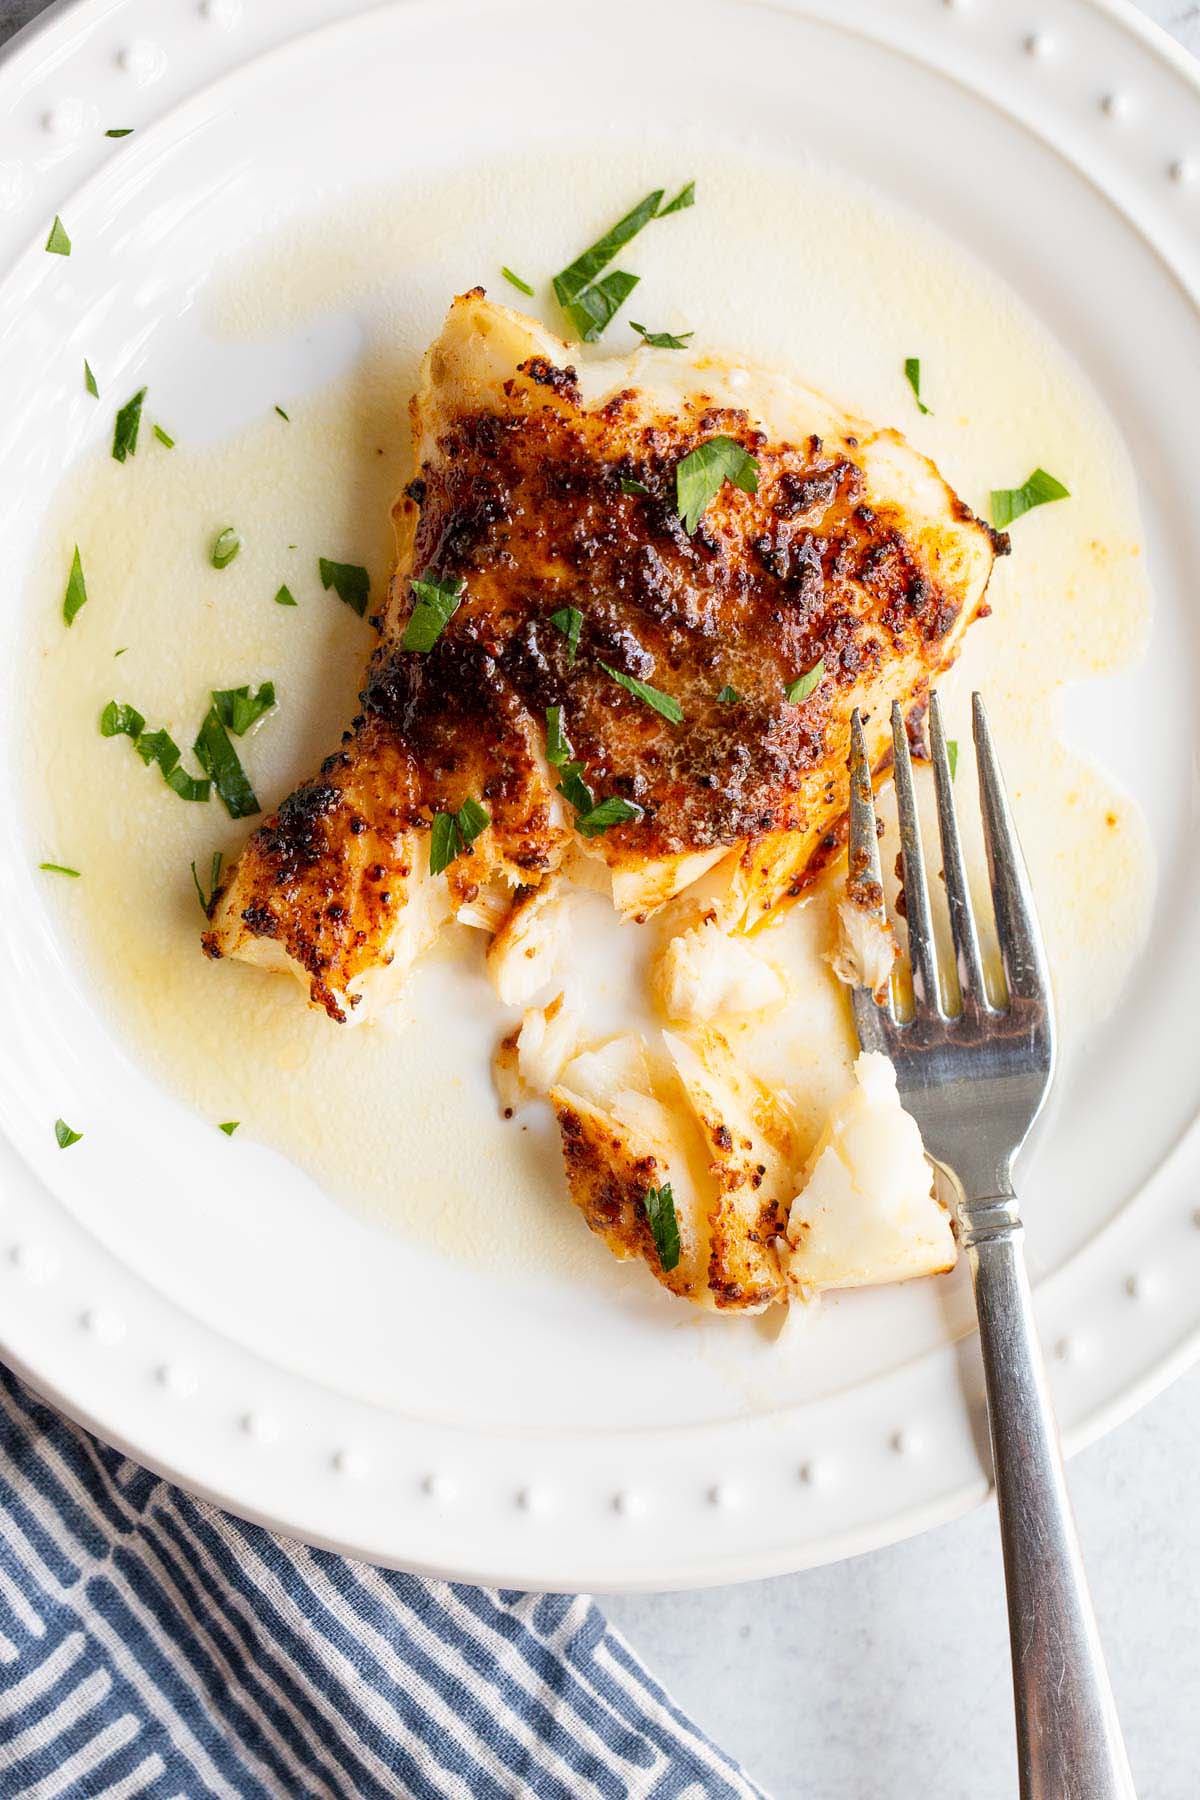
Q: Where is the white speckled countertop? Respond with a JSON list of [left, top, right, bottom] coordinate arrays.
[[1, 1, 1196, 1794]]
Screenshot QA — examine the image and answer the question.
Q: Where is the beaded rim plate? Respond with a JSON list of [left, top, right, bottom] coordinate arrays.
[[0, 0, 1198, 1590]]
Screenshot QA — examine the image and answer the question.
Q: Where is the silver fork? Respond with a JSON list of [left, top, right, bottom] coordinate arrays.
[[848, 691, 1135, 1800]]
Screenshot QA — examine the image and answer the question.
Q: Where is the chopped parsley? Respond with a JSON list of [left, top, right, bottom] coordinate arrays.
[[39, 862, 80, 878], [904, 357, 932, 416], [552, 182, 695, 342], [785, 658, 825, 705], [319, 557, 371, 618], [549, 604, 583, 665], [501, 266, 535, 296], [113, 647, 127, 657], [213, 681, 275, 736], [101, 701, 145, 739], [55, 1118, 83, 1149], [631, 321, 694, 350], [658, 181, 695, 217], [990, 468, 1070, 529], [403, 573, 464, 651], [101, 701, 211, 802], [84, 360, 99, 398], [193, 686, 272, 819], [102, 681, 271, 816], [274, 584, 297, 607], [152, 423, 175, 448], [643, 1183, 681, 1270], [563, 270, 640, 343], [190, 849, 223, 915], [545, 705, 574, 768], [105, 128, 134, 138], [947, 739, 959, 781], [620, 477, 650, 496], [274, 404, 290, 421], [112, 388, 147, 462], [574, 795, 643, 838], [45, 216, 71, 256], [555, 759, 643, 838], [554, 189, 663, 308], [211, 527, 241, 569], [676, 437, 758, 532], [429, 798, 491, 876], [135, 729, 212, 801], [455, 796, 490, 848], [555, 760, 594, 816], [599, 660, 683, 724], [717, 685, 740, 704], [62, 546, 87, 626], [218, 1121, 240, 1136]]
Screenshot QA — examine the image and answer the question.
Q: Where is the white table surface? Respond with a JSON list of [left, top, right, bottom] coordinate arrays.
[[2, 1, 1197, 1794]]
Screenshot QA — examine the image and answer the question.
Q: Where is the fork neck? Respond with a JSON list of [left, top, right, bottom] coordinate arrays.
[[957, 1190, 1021, 1250]]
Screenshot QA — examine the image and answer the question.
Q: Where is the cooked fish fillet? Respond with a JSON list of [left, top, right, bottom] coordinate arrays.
[[203, 291, 1004, 1020], [550, 1026, 796, 1311]]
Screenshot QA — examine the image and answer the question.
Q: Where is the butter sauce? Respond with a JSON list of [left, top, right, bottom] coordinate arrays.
[[20, 146, 1151, 1288]]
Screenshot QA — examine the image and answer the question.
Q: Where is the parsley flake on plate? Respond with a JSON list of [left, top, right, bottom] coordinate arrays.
[[904, 357, 932, 416], [990, 468, 1070, 529], [211, 527, 241, 569], [194, 685, 275, 819], [55, 1118, 83, 1149], [45, 216, 71, 256], [631, 321, 694, 350], [112, 388, 147, 462], [191, 849, 223, 915], [658, 180, 696, 217], [100, 701, 211, 803], [320, 557, 371, 618], [552, 182, 695, 343], [62, 546, 87, 626]]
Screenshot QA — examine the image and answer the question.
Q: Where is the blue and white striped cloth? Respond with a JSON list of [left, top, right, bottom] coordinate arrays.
[[0, 1365, 763, 1798]]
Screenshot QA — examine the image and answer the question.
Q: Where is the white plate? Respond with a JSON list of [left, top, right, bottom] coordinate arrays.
[[1, 0, 1199, 1591]]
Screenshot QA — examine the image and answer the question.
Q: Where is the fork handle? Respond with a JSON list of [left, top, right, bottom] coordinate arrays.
[[962, 1195, 1136, 1800]]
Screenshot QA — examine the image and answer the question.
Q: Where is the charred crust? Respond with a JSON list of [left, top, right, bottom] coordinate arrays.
[[518, 356, 581, 404]]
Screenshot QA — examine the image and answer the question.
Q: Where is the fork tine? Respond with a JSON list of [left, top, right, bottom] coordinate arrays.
[[891, 701, 941, 1015], [928, 691, 986, 1007], [972, 692, 1051, 1005], [847, 710, 891, 1052], [848, 708, 885, 897]]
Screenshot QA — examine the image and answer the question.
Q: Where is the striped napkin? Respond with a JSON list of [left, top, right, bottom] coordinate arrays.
[[0, 1366, 763, 1798]]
